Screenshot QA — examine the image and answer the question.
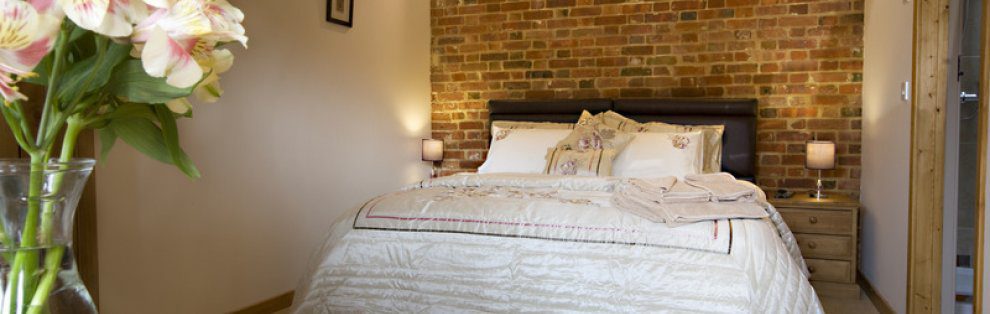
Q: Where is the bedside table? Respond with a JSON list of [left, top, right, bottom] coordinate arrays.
[[770, 193, 861, 298]]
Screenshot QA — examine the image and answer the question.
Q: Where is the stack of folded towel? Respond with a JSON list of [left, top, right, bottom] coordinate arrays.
[[612, 173, 769, 226]]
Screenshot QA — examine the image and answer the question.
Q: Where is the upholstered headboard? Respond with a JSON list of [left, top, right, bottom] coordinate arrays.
[[488, 98, 758, 181]]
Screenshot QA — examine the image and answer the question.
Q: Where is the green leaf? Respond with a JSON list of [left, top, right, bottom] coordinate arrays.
[[154, 106, 200, 179], [108, 117, 172, 165], [57, 42, 130, 103], [96, 127, 116, 163], [107, 102, 158, 121], [106, 60, 195, 104]]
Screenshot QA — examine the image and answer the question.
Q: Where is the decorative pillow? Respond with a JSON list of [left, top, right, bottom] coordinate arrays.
[[491, 121, 573, 139], [544, 148, 618, 176], [612, 131, 704, 179], [555, 111, 633, 152], [601, 111, 724, 173], [478, 128, 573, 174]]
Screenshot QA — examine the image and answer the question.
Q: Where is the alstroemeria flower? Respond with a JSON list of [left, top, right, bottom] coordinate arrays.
[[163, 47, 231, 114], [60, 0, 149, 37], [132, 0, 245, 88], [0, 0, 63, 102]]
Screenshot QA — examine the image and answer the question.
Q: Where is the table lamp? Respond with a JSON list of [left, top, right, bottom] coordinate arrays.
[[806, 140, 836, 199], [422, 139, 443, 178]]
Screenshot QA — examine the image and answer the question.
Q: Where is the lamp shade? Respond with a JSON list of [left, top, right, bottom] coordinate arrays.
[[805, 141, 836, 170], [422, 139, 444, 162]]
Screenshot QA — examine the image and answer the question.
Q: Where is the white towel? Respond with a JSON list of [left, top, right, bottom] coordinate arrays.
[[684, 173, 757, 202], [611, 174, 769, 226]]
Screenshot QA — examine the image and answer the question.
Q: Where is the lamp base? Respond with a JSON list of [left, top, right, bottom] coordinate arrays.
[[809, 190, 828, 199], [809, 174, 827, 199], [431, 162, 441, 178]]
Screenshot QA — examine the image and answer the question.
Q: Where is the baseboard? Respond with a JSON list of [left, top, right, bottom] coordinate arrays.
[[230, 291, 294, 314], [857, 272, 896, 314]]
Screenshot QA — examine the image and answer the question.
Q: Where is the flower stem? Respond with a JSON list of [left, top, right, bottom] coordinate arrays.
[[36, 27, 70, 147], [16, 116, 85, 314]]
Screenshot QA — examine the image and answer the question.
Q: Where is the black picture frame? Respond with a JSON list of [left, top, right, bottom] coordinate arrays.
[[326, 0, 354, 27]]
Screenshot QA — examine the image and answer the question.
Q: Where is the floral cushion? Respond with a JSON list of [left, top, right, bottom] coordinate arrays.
[[544, 148, 618, 176], [554, 111, 633, 152], [600, 111, 724, 174]]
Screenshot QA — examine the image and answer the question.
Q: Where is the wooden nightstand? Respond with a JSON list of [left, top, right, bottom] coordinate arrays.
[[770, 193, 861, 298]]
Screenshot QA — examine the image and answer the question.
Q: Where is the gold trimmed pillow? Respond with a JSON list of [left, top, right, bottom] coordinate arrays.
[[555, 111, 633, 152], [544, 148, 617, 176], [600, 111, 724, 173], [491, 121, 573, 141]]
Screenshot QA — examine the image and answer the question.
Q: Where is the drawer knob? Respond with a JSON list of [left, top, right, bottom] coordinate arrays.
[[808, 241, 818, 249], [808, 266, 816, 273], [809, 216, 819, 224]]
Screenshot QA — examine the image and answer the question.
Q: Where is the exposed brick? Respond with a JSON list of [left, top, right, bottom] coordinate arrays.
[[430, 0, 864, 195]]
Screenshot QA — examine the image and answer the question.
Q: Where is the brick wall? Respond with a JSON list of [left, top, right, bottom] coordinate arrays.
[[430, 0, 864, 195]]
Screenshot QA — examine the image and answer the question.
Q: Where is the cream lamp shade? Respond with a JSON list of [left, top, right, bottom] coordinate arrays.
[[422, 139, 444, 162], [805, 141, 836, 170]]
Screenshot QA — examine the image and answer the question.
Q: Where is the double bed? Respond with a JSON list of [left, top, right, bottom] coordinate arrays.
[[291, 99, 823, 313]]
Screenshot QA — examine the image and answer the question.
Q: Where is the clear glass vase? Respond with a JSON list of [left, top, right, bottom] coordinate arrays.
[[0, 159, 96, 314]]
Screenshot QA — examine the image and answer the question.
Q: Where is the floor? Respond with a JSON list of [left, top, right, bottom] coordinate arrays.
[[820, 291, 881, 314]]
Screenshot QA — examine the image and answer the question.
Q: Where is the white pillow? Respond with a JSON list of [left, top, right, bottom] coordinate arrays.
[[612, 131, 704, 179], [478, 128, 572, 174]]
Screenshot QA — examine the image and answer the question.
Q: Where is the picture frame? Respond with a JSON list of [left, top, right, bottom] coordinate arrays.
[[327, 0, 354, 27]]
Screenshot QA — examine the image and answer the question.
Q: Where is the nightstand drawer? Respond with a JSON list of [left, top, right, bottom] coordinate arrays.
[[806, 259, 852, 283], [779, 208, 853, 234], [794, 234, 853, 260]]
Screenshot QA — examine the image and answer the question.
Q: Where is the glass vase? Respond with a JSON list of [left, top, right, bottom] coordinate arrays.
[[0, 159, 96, 314]]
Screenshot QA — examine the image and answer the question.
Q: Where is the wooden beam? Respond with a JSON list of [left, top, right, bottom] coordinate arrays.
[[230, 291, 293, 314], [907, 0, 951, 310]]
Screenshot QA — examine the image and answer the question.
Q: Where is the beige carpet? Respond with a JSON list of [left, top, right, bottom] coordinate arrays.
[[820, 291, 881, 314]]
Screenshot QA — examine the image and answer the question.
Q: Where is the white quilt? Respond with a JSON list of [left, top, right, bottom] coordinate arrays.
[[292, 174, 822, 313]]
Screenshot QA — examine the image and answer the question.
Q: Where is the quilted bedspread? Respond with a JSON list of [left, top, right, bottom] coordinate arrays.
[[292, 174, 822, 313]]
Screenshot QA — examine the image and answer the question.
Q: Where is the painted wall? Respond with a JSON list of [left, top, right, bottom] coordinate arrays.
[[860, 0, 913, 311], [94, 0, 432, 312]]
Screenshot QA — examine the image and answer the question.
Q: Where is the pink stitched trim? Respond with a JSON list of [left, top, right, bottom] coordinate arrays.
[[365, 214, 633, 232], [364, 202, 720, 239]]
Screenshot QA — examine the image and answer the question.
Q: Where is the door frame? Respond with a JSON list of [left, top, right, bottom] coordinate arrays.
[[908, 0, 989, 311], [907, 0, 951, 311], [972, 0, 989, 311]]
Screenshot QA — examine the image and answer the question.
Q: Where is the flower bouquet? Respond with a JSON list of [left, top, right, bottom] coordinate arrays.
[[0, 0, 246, 312]]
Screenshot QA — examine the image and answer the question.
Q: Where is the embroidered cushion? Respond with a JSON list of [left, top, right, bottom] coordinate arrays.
[[478, 128, 573, 174], [554, 111, 633, 152], [544, 148, 618, 177]]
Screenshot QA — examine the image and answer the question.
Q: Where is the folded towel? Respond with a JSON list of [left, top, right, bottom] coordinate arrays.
[[611, 178, 675, 222], [663, 181, 711, 203], [611, 174, 769, 226], [660, 202, 769, 227], [684, 173, 757, 202]]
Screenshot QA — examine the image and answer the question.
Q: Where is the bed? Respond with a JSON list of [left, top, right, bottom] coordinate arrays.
[[291, 99, 823, 313]]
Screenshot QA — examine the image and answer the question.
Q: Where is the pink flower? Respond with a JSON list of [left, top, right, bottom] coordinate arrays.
[[131, 0, 245, 89], [0, 0, 62, 102]]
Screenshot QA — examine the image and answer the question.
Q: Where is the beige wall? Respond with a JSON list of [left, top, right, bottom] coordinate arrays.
[[94, 0, 432, 312], [860, 0, 913, 311]]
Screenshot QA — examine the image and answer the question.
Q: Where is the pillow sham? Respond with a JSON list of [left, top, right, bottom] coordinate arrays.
[[478, 128, 572, 174], [544, 148, 618, 176], [601, 111, 724, 174], [555, 111, 633, 152], [612, 131, 704, 179], [491, 121, 573, 137]]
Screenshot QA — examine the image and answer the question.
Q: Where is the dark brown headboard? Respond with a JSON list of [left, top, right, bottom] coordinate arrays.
[[488, 98, 758, 181]]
